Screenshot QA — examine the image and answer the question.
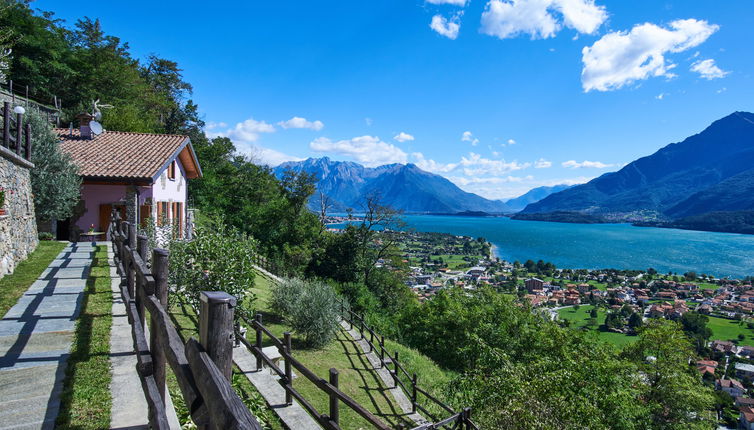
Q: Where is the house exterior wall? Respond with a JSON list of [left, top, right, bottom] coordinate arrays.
[[0, 146, 38, 279], [73, 155, 189, 240], [75, 183, 152, 235]]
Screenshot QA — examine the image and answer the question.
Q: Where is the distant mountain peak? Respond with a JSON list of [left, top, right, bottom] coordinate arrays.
[[273, 157, 511, 214]]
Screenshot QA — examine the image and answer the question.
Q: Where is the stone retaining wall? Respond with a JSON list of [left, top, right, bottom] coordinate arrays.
[[0, 146, 38, 278]]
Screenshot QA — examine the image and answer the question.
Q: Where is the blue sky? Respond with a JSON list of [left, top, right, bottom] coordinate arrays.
[[37, 0, 754, 199]]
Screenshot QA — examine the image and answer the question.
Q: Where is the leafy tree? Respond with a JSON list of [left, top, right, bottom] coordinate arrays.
[[27, 109, 80, 222], [622, 320, 715, 429], [679, 312, 712, 353]]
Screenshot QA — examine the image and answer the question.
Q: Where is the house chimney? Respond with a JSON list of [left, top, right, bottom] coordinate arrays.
[[76, 113, 95, 139]]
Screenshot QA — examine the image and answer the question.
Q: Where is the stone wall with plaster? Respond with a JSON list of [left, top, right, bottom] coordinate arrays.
[[0, 146, 38, 279]]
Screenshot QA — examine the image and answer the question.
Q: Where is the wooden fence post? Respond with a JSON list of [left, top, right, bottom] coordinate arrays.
[[284, 332, 293, 405], [463, 407, 472, 430], [136, 234, 148, 325], [379, 336, 385, 367], [255, 313, 263, 371], [24, 123, 31, 161], [127, 223, 136, 300], [152, 248, 169, 403], [393, 351, 399, 388], [199, 291, 236, 381], [2, 102, 9, 148], [15, 112, 22, 156], [329, 368, 339, 426], [411, 373, 417, 413]]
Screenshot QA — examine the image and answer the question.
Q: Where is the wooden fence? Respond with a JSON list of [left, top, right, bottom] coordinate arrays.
[[236, 311, 477, 430], [1, 101, 31, 161], [340, 307, 479, 430], [110, 212, 263, 430]]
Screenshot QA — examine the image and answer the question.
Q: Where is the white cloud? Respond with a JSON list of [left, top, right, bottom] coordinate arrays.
[[394, 132, 415, 142], [278, 116, 324, 131], [534, 158, 552, 168], [310, 136, 408, 167], [581, 19, 719, 92], [507, 138, 516, 145], [411, 152, 458, 173], [461, 130, 479, 146], [656, 92, 668, 100], [460, 152, 530, 176], [430, 13, 462, 39], [208, 118, 276, 143], [205, 121, 227, 130], [690, 59, 728, 80], [365, 118, 373, 126], [426, 0, 468, 5], [236, 144, 304, 167], [717, 87, 727, 94], [480, 0, 607, 40], [562, 159, 612, 169]]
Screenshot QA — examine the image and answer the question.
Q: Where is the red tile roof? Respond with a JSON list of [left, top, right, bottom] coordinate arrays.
[[55, 129, 200, 181]]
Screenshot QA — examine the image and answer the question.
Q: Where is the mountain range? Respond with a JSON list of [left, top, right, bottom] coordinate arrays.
[[274, 157, 515, 214], [518, 111, 754, 232], [504, 185, 573, 211]]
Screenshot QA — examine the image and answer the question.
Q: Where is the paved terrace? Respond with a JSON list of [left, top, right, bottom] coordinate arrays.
[[0, 243, 94, 430]]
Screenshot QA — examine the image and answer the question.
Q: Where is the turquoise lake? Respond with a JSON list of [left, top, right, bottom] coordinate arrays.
[[391, 215, 754, 279]]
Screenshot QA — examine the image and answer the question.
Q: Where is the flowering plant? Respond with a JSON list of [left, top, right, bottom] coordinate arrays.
[[89, 223, 95, 233]]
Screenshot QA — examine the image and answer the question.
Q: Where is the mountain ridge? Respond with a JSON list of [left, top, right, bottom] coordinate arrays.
[[518, 112, 754, 228], [274, 157, 513, 214]]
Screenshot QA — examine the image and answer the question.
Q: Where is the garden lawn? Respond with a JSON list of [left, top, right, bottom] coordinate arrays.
[[556, 305, 638, 348], [250, 272, 455, 428], [56, 245, 112, 429], [0, 241, 67, 317], [707, 315, 754, 347]]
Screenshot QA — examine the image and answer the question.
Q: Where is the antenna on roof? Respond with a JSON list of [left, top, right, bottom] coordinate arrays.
[[92, 99, 113, 121], [69, 122, 73, 136]]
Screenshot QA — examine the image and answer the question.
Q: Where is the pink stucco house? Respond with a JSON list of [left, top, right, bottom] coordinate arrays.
[[54, 116, 202, 241]]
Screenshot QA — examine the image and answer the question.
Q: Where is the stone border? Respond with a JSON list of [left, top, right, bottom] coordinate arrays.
[[0, 145, 34, 169]]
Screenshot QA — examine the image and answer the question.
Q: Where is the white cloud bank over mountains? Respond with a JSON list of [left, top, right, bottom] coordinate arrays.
[[581, 19, 719, 92]]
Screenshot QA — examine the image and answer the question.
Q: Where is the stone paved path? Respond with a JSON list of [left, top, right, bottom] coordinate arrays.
[[0, 242, 94, 430]]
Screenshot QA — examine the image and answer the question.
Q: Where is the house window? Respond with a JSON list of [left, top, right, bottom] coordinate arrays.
[[167, 161, 176, 180], [157, 201, 169, 226]]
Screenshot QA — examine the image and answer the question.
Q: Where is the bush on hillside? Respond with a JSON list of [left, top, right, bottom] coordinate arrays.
[[271, 278, 339, 349], [168, 217, 257, 316]]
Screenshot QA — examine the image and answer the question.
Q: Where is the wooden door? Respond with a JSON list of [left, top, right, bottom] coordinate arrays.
[[99, 204, 126, 233]]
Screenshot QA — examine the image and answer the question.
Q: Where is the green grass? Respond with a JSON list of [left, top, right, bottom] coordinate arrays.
[[0, 241, 66, 317], [557, 305, 638, 348], [56, 245, 113, 429], [250, 272, 455, 428], [707, 316, 754, 346]]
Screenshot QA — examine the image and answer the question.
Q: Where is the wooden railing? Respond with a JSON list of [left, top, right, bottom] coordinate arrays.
[[238, 313, 393, 430], [1, 101, 31, 161], [340, 306, 479, 430], [110, 211, 263, 430]]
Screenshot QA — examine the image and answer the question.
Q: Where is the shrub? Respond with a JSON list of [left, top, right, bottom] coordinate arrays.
[[38, 232, 54, 240], [271, 278, 340, 348], [168, 217, 257, 316]]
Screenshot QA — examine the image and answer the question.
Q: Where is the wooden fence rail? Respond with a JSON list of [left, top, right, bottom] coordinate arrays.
[[110, 211, 263, 430], [339, 305, 479, 430]]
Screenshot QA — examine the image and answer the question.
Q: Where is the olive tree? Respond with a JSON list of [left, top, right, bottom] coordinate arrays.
[[27, 109, 81, 222]]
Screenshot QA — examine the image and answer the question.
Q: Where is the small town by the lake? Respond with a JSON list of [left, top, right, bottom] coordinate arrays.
[[2, 1, 754, 429]]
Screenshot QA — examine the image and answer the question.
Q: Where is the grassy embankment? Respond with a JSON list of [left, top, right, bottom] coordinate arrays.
[[248, 272, 455, 428], [0, 241, 67, 317], [56, 245, 113, 429]]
